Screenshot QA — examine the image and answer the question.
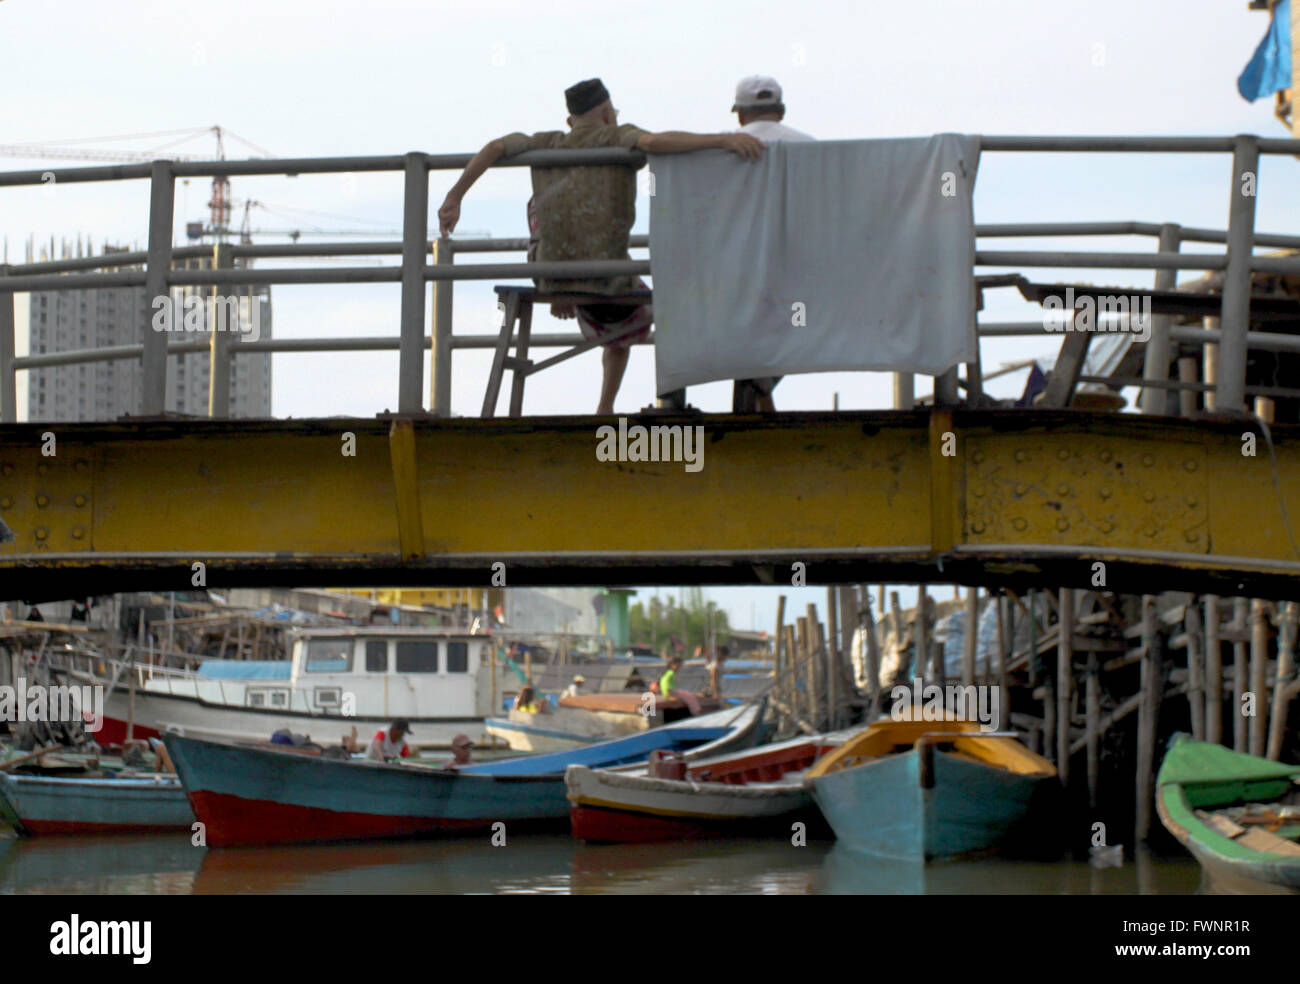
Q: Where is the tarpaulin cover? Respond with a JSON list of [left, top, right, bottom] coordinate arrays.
[[197, 660, 291, 680]]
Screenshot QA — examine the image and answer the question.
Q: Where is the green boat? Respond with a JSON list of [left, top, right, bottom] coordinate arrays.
[[1156, 736, 1300, 893]]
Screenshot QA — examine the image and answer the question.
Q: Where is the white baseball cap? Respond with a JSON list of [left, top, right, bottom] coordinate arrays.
[[732, 75, 784, 111]]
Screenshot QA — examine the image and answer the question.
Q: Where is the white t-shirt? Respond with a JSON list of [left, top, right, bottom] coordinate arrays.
[[739, 119, 814, 142], [365, 729, 409, 761]]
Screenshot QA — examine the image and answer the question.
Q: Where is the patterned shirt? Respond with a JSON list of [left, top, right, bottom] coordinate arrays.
[[500, 120, 648, 295]]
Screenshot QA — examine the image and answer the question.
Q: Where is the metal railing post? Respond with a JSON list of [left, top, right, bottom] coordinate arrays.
[[208, 243, 234, 418], [431, 238, 453, 416], [1140, 223, 1181, 415], [0, 266, 15, 423], [399, 152, 429, 413], [141, 160, 176, 416], [1217, 134, 1260, 412]]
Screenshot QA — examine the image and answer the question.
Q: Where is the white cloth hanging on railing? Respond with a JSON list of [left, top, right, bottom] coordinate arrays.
[[647, 135, 981, 393]]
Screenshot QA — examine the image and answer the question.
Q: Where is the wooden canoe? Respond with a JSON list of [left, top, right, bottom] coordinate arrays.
[[806, 718, 1056, 861], [1155, 736, 1300, 893], [567, 733, 844, 842], [166, 704, 760, 847], [0, 772, 194, 836], [487, 692, 721, 752]]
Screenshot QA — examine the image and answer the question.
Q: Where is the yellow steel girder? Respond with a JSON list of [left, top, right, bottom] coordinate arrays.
[[0, 410, 1295, 598]]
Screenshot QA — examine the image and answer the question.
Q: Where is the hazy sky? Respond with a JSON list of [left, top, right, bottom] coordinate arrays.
[[1, 0, 1294, 630]]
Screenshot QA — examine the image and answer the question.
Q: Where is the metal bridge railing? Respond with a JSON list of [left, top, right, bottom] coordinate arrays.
[[2, 135, 1300, 422]]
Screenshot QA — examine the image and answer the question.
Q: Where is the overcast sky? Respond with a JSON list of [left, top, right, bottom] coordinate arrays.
[[2, 0, 1295, 631]]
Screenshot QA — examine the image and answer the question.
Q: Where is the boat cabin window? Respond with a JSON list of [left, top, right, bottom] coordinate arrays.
[[396, 640, 438, 673], [305, 638, 353, 673], [446, 641, 469, 673], [365, 640, 388, 673]]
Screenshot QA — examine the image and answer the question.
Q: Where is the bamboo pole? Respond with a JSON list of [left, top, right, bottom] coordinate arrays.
[[1249, 597, 1270, 757], [1135, 595, 1158, 841], [786, 624, 800, 729], [806, 605, 824, 731], [1233, 597, 1248, 753], [889, 591, 904, 682], [1205, 594, 1222, 745], [1185, 602, 1205, 741], [1085, 653, 1100, 809], [995, 593, 1008, 729], [1267, 601, 1298, 761], [914, 588, 929, 684], [774, 594, 787, 732], [1057, 588, 1074, 784], [861, 587, 881, 715], [963, 586, 979, 690], [826, 588, 839, 730]]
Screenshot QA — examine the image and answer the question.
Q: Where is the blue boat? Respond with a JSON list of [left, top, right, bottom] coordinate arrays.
[[0, 773, 194, 836], [165, 704, 759, 847], [806, 717, 1056, 861]]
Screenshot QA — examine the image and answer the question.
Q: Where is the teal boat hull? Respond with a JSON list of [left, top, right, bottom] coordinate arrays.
[[809, 748, 1050, 861]]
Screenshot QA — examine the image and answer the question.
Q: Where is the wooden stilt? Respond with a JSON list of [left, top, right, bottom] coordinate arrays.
[[1135, 595, 1158, 842], [915, 588, 930, 684], [806, 605, 824, 731], [1057, 588, 1074, 785], [995, 593, 1009, 729], [1205, 594, 1222, 745], [826, 588, 839, 730], [783, 624, 798, 730], [1267, 601, 1297, 761], [1233, 597, 1248, 753], [1185, 602, 1205, 741], [774, 594, 787, 732], [1249, 597, 1270, 758], [861, 587, 881, 716], [1085, 653, 1100, 810], [963, 587, 979, 690]]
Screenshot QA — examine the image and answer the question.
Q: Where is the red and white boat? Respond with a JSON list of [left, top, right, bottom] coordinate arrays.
[[565, 731, 852, 842]]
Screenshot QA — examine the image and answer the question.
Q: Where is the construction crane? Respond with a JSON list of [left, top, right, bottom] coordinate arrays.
[[0, 126, 273, 242]]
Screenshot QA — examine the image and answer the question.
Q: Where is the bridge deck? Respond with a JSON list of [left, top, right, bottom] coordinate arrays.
[[1, 409, 1296, 600]]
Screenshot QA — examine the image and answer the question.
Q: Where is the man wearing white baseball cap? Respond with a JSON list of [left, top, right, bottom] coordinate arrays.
[[730, 76, 813, 412], [732, 75, 814, 144]]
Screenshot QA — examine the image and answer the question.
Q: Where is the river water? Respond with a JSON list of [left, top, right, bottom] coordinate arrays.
[[0, 831, 1206, 895]]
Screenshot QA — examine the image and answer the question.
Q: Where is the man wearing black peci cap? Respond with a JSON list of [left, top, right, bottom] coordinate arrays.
[[438, 78, 764, 414]]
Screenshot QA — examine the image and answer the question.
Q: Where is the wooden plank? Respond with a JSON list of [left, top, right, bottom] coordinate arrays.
[[1198, 811, 1245, 839], [1186, 602, 1206, 741], [1040, 328, 1093, 407], [1237, 828, 1300, 857], [1206, 594, 1223, 746], [1233, 597, 1249, 753], [1057, 587, 1074, 785]]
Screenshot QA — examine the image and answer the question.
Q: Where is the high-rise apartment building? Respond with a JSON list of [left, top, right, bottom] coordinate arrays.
[[15, 245, 272, 421]]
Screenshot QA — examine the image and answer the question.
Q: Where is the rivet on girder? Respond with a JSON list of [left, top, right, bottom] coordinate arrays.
[[1100, 451, 1113, 463], [1099, 520, 1115, 534], [1143, 491, 1156, 503], [1057, 484, 1070, 496], [71, 527, 84, 540], [1145, 526, 1159, 538], [36, 463, 49, 476], [1184, 459, 1198, 472], [972, 450, 985, 464], [74, 494, 87, 507], [1013, 517, 1028, 531], [1099, 487, 1112, 500], [1057, 449, 1069, 461], [1185, 531, 1200, 544], [1014, 450, 1027, 463], [0, 497, 11, 510], [1184, 495, 1198, 508], [35, 527, 48, 541], [971, 521, 986, 534], [35, 494, 49, 508], [1056, 517, 1070, 531], [1014, 484, 1027, 496], [1141, 453, 1155, 467], [74, 460, 88, 472], [1, 464, 14, 477]]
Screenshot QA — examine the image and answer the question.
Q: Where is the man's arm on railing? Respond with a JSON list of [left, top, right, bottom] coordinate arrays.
[[637, 131, 764, 159], [438, 137, 507, 237]]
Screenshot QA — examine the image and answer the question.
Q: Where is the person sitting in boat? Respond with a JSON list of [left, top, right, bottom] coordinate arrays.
[[441, 733, 474, 770], [659, 656, 702, 715], [365, 719, 413, 762], [513, 686, 550, 714], [561, 675, 588, 699]]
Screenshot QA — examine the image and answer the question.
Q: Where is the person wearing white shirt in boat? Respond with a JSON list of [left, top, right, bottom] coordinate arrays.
[[561, 675, 588, 699], [366, 719, 412, 763], [730, 75, 814, 414]]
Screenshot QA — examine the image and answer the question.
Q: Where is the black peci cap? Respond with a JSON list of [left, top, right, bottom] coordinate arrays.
[[566, 78, 610, 115], [392, 718, 412, 733]]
